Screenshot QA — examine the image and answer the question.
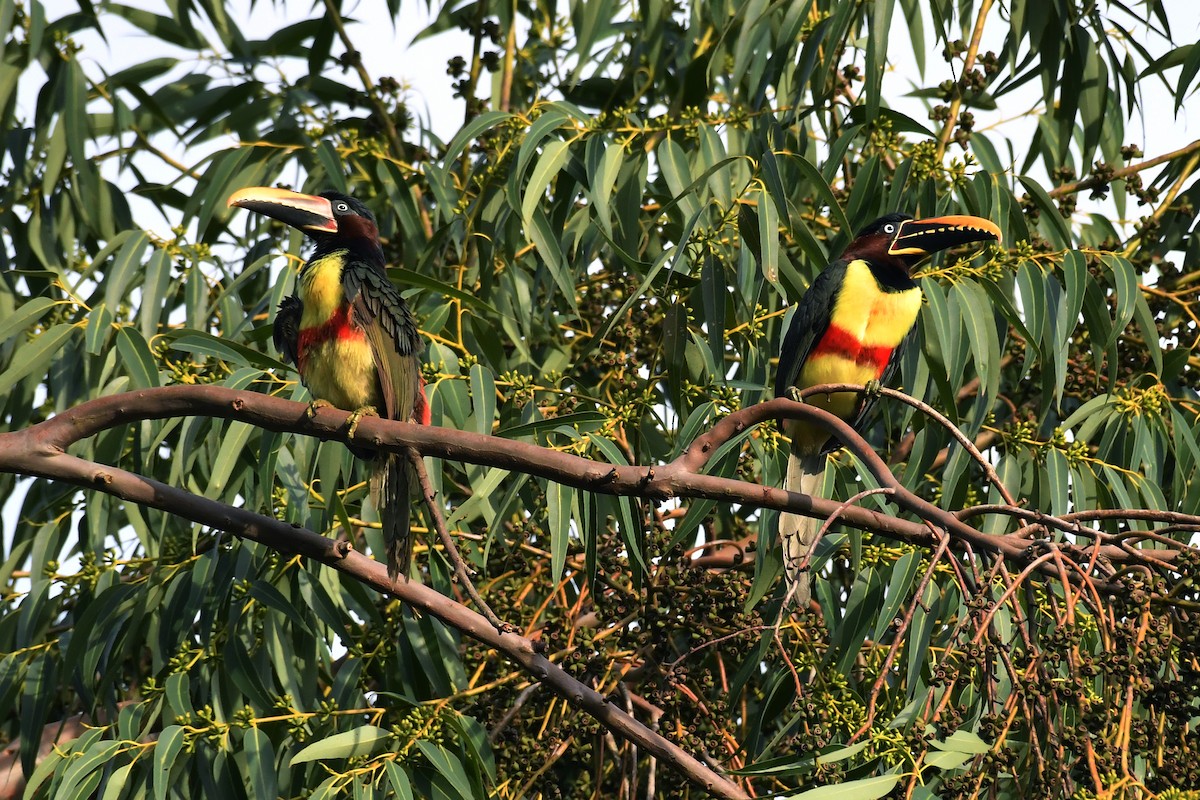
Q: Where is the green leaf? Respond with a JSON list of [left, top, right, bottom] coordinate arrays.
[[163, 329, 290, 372], [787, 772, 902, 799], [950, 280, 1000, 410], [416, 740, 475, 799], [930, 730, 992, 754], [1100, 253, 1139, 344], [314, 140, 347, 192], [290, 726, 391, 764], [0, 296, 58, 345], [442, 110, 513, 167], [922, 749, 972, 770], [207, 420, 254, 499], [154, 726, 186, 800], [777, 151, 851, 239], [58, 736, 121, 800], [497, 412, 606, 439], [1061, 250, 1087, 332], [99, 763, 134, 800], [547, 481, 573, 582], [388, 267, 501, 316], [755, 184, 780, 284], [0, 323, 75, 397], [243, 727, 278, 800], [1017, 177, 1072, 249], [521, 139, 571, 232], [872, 550, 920, 642], [116, 326, 161, 388], [84, 302, 114, 355], [386, 762, 415, 800], [657, 137, 700, 220], [815, 739, 871, 765], [469, 363, 496, 436], [103, 231, 152, 310], [591, 141, 625, 236]]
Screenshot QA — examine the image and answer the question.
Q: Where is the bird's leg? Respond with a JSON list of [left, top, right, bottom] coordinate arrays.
[[306, 399, 334, 419], [786, 386, 805, 403], [864, 378, 883, 397], [345, 405, 379, 439]]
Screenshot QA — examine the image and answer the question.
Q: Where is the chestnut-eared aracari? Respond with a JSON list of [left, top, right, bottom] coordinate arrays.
[[776, 212, 1002, 606], [228, 187, 428, 580]]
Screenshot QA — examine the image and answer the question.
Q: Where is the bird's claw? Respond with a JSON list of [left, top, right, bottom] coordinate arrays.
[[306, 399, 334, 419], [785, 386, 805, 403], [346, 405, 379, 439], [864, 379, 883, 397]]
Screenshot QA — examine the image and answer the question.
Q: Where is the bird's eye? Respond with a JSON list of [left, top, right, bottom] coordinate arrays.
[[336, 202, 349, 213], [883, 223, 896, 234]]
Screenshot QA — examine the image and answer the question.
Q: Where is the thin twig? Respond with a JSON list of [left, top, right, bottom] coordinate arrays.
[[408, 447, 509, 630], [935, 0, 995, 160], [320, 0, 405, 161], [489, 683, 541, 743], [1049, 138, 1200, 198]]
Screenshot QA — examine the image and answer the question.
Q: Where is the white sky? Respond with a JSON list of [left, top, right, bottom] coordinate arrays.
[[38, 0, 1195, 238]]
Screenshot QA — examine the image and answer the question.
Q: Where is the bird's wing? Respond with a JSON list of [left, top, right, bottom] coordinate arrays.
[[273, 295, 303, 366], [343, 262, 423, 422], [774, 259, 848, 399]]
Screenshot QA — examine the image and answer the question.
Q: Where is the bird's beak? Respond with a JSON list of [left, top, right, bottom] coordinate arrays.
[[887, 214, 1002, 257], [227, 186, 338, 234]]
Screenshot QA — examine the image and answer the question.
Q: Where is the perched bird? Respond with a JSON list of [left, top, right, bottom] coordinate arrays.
[[228, 186, 428, 580], [775, 212, 1001, 606]]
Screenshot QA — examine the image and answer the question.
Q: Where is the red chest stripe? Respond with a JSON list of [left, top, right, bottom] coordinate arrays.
[[295, 305, 364, 369], [810, 324, 894, 378]]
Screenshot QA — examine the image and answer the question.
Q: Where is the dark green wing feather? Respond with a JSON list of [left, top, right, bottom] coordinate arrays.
[[342, 262, 423, 423], [774, 259, 847, 399], [273, 294, 302, 366], [342, 260, 424, 581]]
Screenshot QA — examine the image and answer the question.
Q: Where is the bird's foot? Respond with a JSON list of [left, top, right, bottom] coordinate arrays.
[[785, 386, 805, 403], [306, 399, 334, 419], [346, 405, 379, 439], [864, 378, 883, 397]]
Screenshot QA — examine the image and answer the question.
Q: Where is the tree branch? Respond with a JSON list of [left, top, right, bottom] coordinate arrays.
[[935, 0, 994, 161], [1, 408, 748, 800], [18, 384, 1195, 595], [1048, 138, 1200, 199]]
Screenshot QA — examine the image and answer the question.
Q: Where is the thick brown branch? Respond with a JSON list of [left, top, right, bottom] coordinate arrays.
[[0, 423, 747, 799], [22, 384, 1192, 592]]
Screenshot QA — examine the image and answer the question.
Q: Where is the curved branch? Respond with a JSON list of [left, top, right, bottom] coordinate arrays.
[[22, 384, 1194, 592], [1, 414, 749, 800]]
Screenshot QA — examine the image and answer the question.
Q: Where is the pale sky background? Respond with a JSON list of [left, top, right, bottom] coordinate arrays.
[[32, 0, 1200, 235]]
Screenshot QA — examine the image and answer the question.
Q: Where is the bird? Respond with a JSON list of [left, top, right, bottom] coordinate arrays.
[[228, 186, 428, 581], [775, 212, 1002, 607]]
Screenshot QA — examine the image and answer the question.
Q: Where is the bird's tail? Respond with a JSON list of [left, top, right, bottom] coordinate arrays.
[[371, 453, 412, 582], [780, 448, 826, 607]]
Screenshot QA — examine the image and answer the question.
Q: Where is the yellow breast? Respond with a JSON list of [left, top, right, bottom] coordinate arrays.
[[789, 260, 923, 452]]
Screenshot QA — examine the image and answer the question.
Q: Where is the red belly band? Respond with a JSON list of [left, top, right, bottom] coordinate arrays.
[[295, 305, 365, 370], [810, 324, 894, 378]]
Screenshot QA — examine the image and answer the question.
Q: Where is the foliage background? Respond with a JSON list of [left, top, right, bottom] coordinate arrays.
[[2, 0, 1200, 797]]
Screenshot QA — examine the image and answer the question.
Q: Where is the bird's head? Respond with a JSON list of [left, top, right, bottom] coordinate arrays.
[[228, 186, 383, 262], [845, 212, 1002, 274]]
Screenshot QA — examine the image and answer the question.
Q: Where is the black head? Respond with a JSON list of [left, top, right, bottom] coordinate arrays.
[[844, 212, 1002, 273], [229, 186, 384, 264]]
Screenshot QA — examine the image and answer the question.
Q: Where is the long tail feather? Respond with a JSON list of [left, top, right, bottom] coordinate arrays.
[[780, 448, 826, 607], [371, 454, 412, 581]]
